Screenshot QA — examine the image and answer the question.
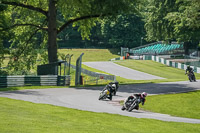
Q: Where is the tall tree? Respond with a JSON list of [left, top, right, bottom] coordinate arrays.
[[0, 0, 137, 65], [143, 0, 177, 42], [165, 0, 200, 54], [0, 3, 10, 68], [142, 0, 200, 54]]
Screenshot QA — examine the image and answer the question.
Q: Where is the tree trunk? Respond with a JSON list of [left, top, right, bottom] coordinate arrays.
[[48, 0, 58, 63], [183, 42, 189, 55]]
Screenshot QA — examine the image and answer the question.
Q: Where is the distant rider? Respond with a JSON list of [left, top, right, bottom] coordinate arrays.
[[125, 92, 147, 110], [185, 65, 196, 81]]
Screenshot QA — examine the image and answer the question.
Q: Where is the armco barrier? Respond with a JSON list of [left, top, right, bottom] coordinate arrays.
[[0, 75, 70, 88], [71, 64, 116, 81], [143, 55, 200, 73]]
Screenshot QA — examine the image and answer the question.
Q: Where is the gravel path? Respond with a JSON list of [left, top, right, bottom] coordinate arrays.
[[0, 80, 200, 123], [83, 61, 165, 80]]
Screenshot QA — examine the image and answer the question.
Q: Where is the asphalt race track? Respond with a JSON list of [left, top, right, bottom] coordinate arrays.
[[0, 61, 200, 123], [83, 61, 165, 80], [0, 81, 200, 123]]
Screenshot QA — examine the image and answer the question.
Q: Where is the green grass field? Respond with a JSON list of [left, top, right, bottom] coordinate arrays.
[[142, 90, 200, 119], [0, 97, 199, 133]]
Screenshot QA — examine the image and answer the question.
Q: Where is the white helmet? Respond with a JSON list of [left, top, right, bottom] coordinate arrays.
[[112, 84, 116, 88], [142, 92, 147, 98]]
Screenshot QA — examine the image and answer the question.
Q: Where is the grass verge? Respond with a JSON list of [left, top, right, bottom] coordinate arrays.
[[114, 60, 200, 81], [0, 97, 199, 133], [141, 90, 200, 119]]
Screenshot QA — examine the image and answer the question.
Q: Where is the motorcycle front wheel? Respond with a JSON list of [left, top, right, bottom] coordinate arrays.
[[121, 106, 126, 111]]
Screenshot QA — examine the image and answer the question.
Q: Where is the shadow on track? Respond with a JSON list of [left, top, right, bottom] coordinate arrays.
[[76, 80, 200, 95]]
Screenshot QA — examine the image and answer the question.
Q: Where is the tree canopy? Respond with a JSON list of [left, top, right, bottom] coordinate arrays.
[[0, 0, 138, 74], [142, 0, 200, 54], [1, 0, 200, 75], [100, 14, 146, 48]]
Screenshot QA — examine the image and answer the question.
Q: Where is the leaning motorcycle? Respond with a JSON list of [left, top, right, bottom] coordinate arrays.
[[187, 71, 196, 82], [98, 85, 111, 100], [121, 96, 138, 112]]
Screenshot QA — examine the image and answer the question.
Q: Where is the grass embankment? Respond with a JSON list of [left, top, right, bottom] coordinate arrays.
[[142, 90, 200, 119], [58, 49, 120, 85], [114, 60, 200, 83], [0, 97, 199, 133], [58, 49, 120, 63]]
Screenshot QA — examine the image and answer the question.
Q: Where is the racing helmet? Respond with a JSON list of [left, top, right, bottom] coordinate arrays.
[[112, 84, 116, 88], [187, 65, 190, 69], [141, 92, 147, 98]]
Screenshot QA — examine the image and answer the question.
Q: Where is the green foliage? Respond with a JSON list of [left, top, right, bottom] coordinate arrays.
[[101, 14, 146, 48], [57, 14, 147, 49], [165, 0, 200, 42], [142, 0, 200, 45], [1, 0, 138, 74], [0, 4, 10, 68], [142, 0, 177, 42]]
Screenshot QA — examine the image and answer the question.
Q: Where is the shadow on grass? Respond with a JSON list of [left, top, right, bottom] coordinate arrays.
[[108, 48, 120, 55]]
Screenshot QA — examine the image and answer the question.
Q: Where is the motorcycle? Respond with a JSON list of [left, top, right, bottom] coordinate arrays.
[[98, 85, 111, 100], [98, 81, 119, 100], [186, 71, 196, 82], [121, 96, 138, 112]]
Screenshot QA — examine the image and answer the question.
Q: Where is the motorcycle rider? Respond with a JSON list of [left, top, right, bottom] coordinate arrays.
[[109, 81, 119, 95], [124, 92, 147, 110], [107, 82, 119, 100], [185, 65, 196, 82], [107, 84, 114, 100]]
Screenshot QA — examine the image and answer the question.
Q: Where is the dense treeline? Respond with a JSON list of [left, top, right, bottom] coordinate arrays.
[[57, 14, 146, 48], [1, 0, 200, 75]]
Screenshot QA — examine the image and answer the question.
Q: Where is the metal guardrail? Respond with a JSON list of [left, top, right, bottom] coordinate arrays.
[[71, 64, 116, 81]]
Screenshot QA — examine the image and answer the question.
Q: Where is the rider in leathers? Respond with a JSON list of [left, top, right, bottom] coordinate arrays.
[[125, 92, 147, 110]]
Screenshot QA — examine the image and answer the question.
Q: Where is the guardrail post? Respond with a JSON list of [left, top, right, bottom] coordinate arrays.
[[75, 53, 84, 86]]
